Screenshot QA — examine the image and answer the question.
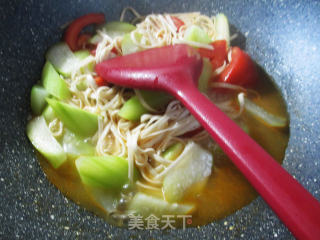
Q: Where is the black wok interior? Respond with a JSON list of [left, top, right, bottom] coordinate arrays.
[[1, 0, 320, 239]]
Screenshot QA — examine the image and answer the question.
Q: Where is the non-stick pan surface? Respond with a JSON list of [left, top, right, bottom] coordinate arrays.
[[1, 0, 320, 239]]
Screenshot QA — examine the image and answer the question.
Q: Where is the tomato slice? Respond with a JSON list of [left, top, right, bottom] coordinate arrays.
[[198, 40, 228, 70], [171, 16, 184, 31], [64, 13, 105, 51], [216, 47, 258, 86]]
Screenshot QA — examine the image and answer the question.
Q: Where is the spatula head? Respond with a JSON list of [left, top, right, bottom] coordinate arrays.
[[95, 44, 203, 92]]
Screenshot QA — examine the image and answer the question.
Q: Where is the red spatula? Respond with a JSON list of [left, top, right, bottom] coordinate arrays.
[[96, 44, 320, 240]]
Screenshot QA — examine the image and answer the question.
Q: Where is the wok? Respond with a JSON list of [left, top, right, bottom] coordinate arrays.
[[1, 0, 319, 239]]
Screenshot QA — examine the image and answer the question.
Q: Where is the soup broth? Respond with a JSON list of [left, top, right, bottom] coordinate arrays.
[[38, 67, 289, 227]]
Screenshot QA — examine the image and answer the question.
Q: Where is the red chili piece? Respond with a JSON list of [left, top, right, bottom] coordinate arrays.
[[216, 47, 259, 86], [198, 40, 228, 70], [64, 13, 105, 51], [77, 33, 92, 49], [171, 16, 184, 31], [94, 76, 104, 86]]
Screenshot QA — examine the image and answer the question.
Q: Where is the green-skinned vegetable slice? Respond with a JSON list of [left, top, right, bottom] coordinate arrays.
[[162, 143, 184, 161], [127, 192, 195, 217], [214, 13, 230, 46], [26, 116, 67, 168], [30, 85, 50, 115], [46, 42, 79, 77], [62, 129, 96, 158], [47, 98, 98, 137], [119, 90, 172, 121], [184, 25, 212, 44], [42, 61, 71, 100], [198, 58, 213, 93], [163, 142, 213, 203], [90, 21, 136, 44], [75, 155, 136, 190], [121, 32, 143, 55]]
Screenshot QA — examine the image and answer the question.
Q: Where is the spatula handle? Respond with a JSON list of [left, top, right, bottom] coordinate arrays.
[[174, 83, 320, 240]]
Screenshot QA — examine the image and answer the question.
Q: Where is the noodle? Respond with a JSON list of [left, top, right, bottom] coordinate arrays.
[[48, 118, 64, 137], [62, 10, 242, 186]]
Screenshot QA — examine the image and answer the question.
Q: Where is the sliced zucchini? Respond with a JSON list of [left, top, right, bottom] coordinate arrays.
[[46, 42, 79, 77], [74, 49, 90, 59], [121, 33, 143, 55], [103, 21, 136, 36], [30, 85, 50, 115], [118, 91, 172, 121], [26, 116, 67, 168], [89, 188, 120, 213], [74, 49, 94, 72], [90, 21, 136, 44], [198, 58, 213, 93], [62, 129, 95, 158], [75, 155, 133, 190], [76, 81, 88, 91], [46, 98, 98, 137], [184, 25, 212, 44], [71, 50, 91, 90], [42, 105, 56, 123], [118, 96, 147, 121], [214, 13, 230, 46], [139, 90, 172, 109], [127, 192, 195, 217], [162, 143, 184, 161], [163, 142, 213, 203], [42, 61, 71, 100], [89, 34, 102, 45]]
